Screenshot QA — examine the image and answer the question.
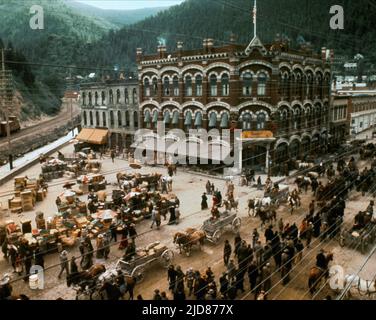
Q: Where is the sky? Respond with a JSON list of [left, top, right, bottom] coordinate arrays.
[[75, 0, 185, 10]]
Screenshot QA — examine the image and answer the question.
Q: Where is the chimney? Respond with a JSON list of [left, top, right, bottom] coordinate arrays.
[[136, 48, 143, 63], [203, 39, 208, 53], [321, 47, 327, 62], [230, 33, 236, 44], [207, 38, 214, 54], [158, 45, 167, 59], [177, 41, 183, 57]]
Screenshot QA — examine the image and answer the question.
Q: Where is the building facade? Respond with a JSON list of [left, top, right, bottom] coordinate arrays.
[[79, 79, 139, 149], [137, 36, 331, 173], [330, 95, 350, 146], [348, 94, 376, 135]]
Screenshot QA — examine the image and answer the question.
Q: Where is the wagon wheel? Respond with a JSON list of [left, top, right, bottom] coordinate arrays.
[[212, 230, 222, 244], [232, 217, 241, 233], [361, 237, 369, 254], [160, 249, 174, 268], [131, 265, 145, 283]]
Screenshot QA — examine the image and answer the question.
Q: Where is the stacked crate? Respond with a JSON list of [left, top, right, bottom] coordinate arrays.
[[20, 190, 34, 211], [8, 197, 22, 214]]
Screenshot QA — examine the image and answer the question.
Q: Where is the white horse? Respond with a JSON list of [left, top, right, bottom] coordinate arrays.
[[161, 176, 173, 192], [343, 274, 376, 297]]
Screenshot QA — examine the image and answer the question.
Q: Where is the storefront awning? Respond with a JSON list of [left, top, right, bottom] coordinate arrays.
[[76, 128, 108, 145]]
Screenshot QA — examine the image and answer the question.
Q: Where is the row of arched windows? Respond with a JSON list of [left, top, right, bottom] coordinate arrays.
[[278, 72, 330, 100], [82, 88, 137, 106], [83, 110, 138, 128], [143, 72, 268, 98]]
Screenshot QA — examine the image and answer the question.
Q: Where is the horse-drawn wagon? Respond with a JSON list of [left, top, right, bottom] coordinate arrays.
[[339, 222, 376, 254], [201, 211, 241, 244], [115, 242, 174, 283], [264, 184, 289, 206]]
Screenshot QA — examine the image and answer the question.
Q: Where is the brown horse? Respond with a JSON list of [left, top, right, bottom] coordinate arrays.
[[67, 264, 106, 287], [308, 253, 334, 294], [173, 229, 206, 256]]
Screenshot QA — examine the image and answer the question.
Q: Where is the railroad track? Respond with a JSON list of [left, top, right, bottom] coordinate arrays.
[[0, 101, 80, 148]]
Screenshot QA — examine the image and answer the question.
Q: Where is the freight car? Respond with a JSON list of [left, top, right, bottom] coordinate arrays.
[[0, 116, 21, 137]]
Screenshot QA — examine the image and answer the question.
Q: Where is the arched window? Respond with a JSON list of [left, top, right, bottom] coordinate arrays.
[[194, 112, 203, 129], [208, 112, 217, 129], [173, 76, 179, 96], [242, 113, 252, 130], [118, 110, 122, 127], [110, 110, 114, 128], [116, 89, 121, 104], [144, 78, 150, 97], [210, 74, 217, 96], [282, 73, 289, 97], [281, 110, 289, 132], [101, 91, 106, 105], [256, 113, 266, 130], [124, 89, 128, 104], [257, 73, 267, 96], [317, 75, 323, 99], [221, 74, 229, 96], [144, 110, 151, 128], [306, 74, 313, 97], [185, 76, 192, 96], [152, 78, 158, 96], [184, 111, 193, 130], [164, 111, 171, 125], [163, 77, 170, 96], [109, 90, 114, 104], [88, 92, 92, 105], [134, 111, 138, 127], [295, 74, 301, 96], [82, 92, 86, 106], [102, 112, 107, 127], [132, 88, 138, 104], [293, 109, 300, 130], [196, 75, 203, 96], [89, 111, 93, 126], [242, 72, 252, 96], [152, 110, 159, 127], [83, 111, 87, 126], [94, 92, 99, 105], [125, 111, 129, 127], [220, 113, 229, 129], [172, 111, 180, 126], [102, 111, 107, 127], [96, 111, 100, 126]]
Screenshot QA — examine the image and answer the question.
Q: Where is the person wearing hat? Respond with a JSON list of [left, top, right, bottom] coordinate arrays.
[[305, 222, 313, 248], [219, 272, 229, 299], [153, 289, 162, 300], [58, 250, 70, 279], [201, 193, 208, 211], [96, 234, 105, 259], [185, 267, 195, 296]]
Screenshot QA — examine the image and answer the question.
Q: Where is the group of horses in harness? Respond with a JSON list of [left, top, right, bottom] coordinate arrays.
[[67, 263, 137, 300]]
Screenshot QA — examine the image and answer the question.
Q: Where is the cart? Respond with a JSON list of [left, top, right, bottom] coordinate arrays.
[[202, 211, 241, 244], [339, 223, 376, 254], [115, 242, 174, 283], [264, 184, 289, 207]]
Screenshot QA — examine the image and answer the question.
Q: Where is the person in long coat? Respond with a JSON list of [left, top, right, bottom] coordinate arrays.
[[167, 265, 177, 292], [96, 235, 105, 259], [168, 206, 177, 225], [201, 193, 208, 210]]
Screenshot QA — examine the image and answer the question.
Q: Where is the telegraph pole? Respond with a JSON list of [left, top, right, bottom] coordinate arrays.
[[1, 48, 13, 170]]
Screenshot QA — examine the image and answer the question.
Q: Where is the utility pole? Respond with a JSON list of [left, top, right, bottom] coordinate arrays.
[[1, 48, 13, 170], [65, 75, 77, 136]]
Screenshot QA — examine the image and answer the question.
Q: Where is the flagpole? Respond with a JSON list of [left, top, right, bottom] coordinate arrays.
[[253, 0, 257, 38]]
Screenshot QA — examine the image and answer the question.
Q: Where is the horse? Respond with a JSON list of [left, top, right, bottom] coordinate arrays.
[[294, 176, 311, 194], [67, 264, 106, 288], [308, 253, 334, 294], [173, 229, 206, 256], [258, 208, 277, 228], [343, 274, 376, 297], [223, 199, 239, 212]]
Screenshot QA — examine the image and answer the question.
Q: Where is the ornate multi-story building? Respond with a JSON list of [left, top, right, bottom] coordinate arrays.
[[137, 33, 331, 173], [79, 78, 139, 149]]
